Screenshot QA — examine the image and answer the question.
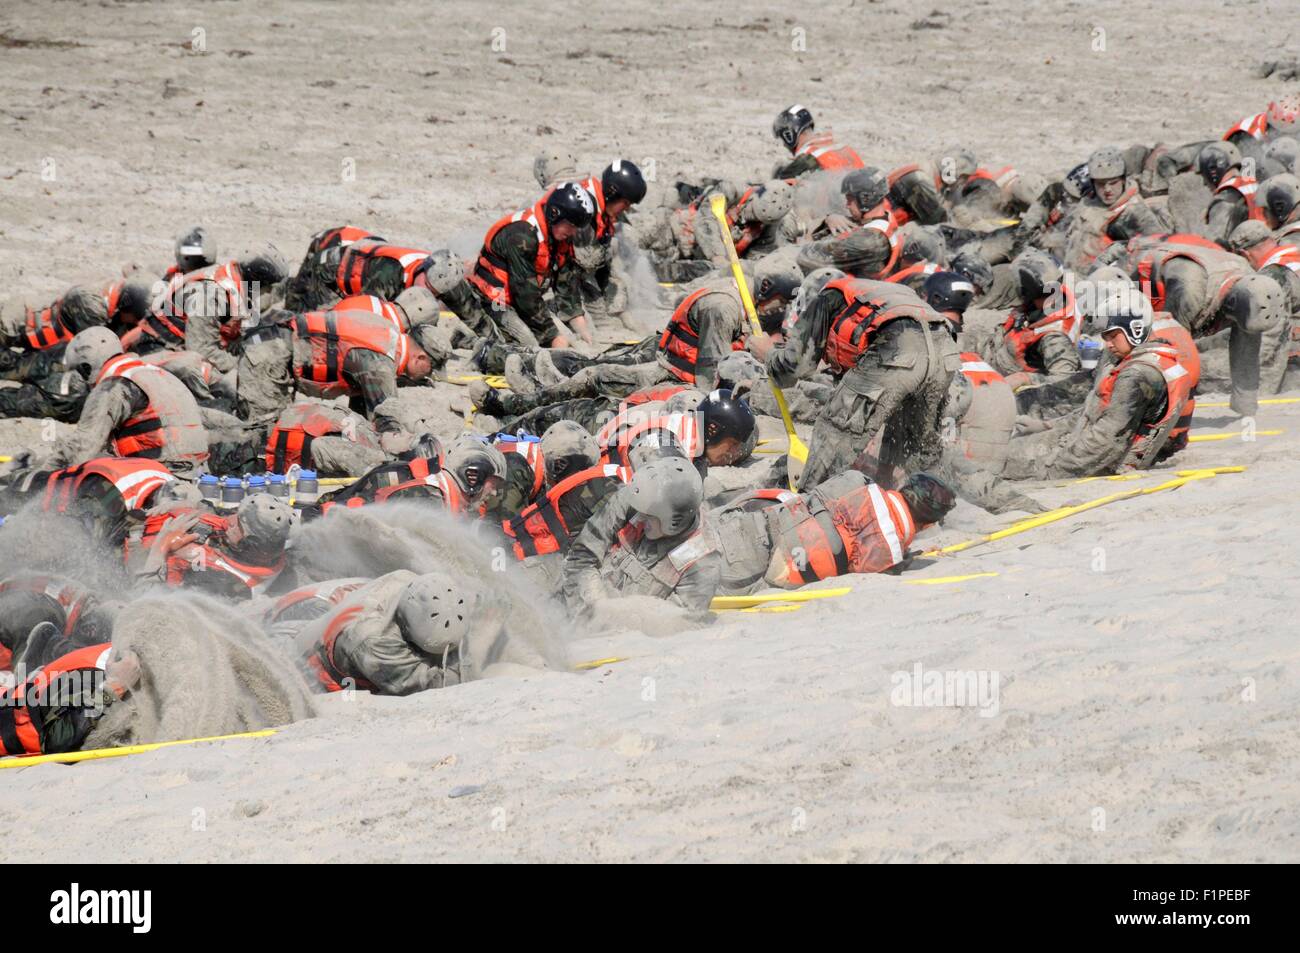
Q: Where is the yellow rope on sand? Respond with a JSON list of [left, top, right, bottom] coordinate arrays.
[[0, 729, 278, 770]]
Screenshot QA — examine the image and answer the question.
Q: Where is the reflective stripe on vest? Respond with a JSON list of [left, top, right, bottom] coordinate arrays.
[[0, 644, 112, 756], [336, 243, 430, 296], [503, 463, 629, 559], [469, 200, 555, 307], [959, 352, 1002, 386]]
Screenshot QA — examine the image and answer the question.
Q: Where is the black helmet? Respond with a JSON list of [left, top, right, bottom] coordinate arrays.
[[1063, 161, 1095, 200], [601, 159, 647, 205], [773, 104, 814, 153], [756, 271, 801, 305], [922, 271, 977, 317], [175, 225, 217, 273], [112, 277, 154, 323], [699, 388, 755, 446], [543, 182, 595, 228], [1014, 252, 1063, 303], [1096, 294, 1153, 347], [1263, 174, 1300, 225], [240, 246, 289, 287], [840, 167, 889, 210], [1196, 142, 1241, 186], [949, 251, 993, 295], [899, 472, 956, 526]]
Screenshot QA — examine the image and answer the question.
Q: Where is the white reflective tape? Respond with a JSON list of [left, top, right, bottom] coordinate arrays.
[[1162, 363, 1189, 382], [865, 483, 904, 565], [960, 360, 996, 374]]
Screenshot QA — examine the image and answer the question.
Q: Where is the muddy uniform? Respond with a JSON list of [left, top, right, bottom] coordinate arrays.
[[443, 202, 584, 347], [796, 214, 899, 279], [0, 575, 109, 673], [1109, 234, 1286, 412], [45, 356, 208, 478], [1238, 236, 1300, 384], [0, 287, 109, 358], [692, 193, 800, 267], [774, 132, 865, 179], [562, 488, 721, 615], [767, 278, 959, 489], [283, 226, 382, 311], [979, 288, 1083, 386], [712, 472, 915, 593], [1206, 174, 1263, 246], [1063, 186, 1166, 273], [300, 571, 463, 695], [1006, 335, 1198, 479], [263, 402, 385, 476], [0, 642, 118, 757], [0, 368, 87, 422], [175, 262, 248, 375], [238, 308, 411, 422]]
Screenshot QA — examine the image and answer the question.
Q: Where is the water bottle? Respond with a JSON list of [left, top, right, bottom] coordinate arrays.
[[198, 473, 221, 503], [221, 476, 245, 508], [246, 474, 268, 496], [295, 469, 320, 505], [1078, 336, 1103, 371], [268, 473, 290, 499]]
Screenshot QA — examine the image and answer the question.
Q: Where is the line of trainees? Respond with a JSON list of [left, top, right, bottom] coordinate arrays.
[[3, 97, 1300, 754]]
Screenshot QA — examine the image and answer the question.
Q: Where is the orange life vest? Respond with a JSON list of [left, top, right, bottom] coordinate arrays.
[[1126, 233, 1249, 319], [292, 309, 410, 394], [317, 463, 467, 516], [1224, 112, 1268, 143], [656, 287, 741, 384], [305, 604, 374, 693], [1244, 238, 1300, 274], [622, 384, 690, 408], [676, 187, 765, 256], [130, 508, 284, 591], [598, 409, 702, 468], [23, 296, 75, 350], [493, 436, 546, 501], [886, 260, 941, 288], [1213, 174, 1266, 222], [469, 198, 567, 307], [605, 516, 715, 598], [0, 574, 92, 648], [335, 243, 430, 297], [794, 132, 865, 171], [313, 226, 380, 253], [965, 165, 1020, 195], [578, 175, 616, 240], [266, 578, 368, 627], [959, 351, 1002, 387], [0, 643, 113, 757], [503, 463, 631, 559], [332, 294, 406, 331], [1094, 342, 1198, 462], [771, 482, 916, 585], [998, 284, 1082, 373], [265, 403, 377, 474], [821, 276, 936, 374], [41, 457, 174, 517], [95, 354, 208, 463]]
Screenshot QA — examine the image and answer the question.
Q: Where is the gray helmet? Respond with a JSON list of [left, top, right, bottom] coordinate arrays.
[[60, 286, 110, 331], [1087, 146, 1127, 181], [1223, 274, 1286, 333], [1229, 220, 1273, 251], [1197, 141, 1241, 185], [840, 167, 889, 210], [533, 149, 578, 189], [1264, 136, 1299, 174], [746, 180, 795, 223], [239, 245, 289, 287], [395, 571, 475, 656], [1012, 250, 1064, 302], [443, 435, 508, 497], [949, 251, 994, 295], [627, 456, 702, 538], [174, 226, 217, 272], [231, 495, 293, 553], [112, 276, 155, 322], [64, 326, 123, 380], [394, 286, 439, 328], [936, 147, 977, 185], [1085, 264, 1137, 305], [417, 249, 466, 294], [540, 420, 599, 485], [1262, 173, 1300, 224]]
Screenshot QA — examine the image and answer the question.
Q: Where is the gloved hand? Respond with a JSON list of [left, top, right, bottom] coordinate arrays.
[[136, 511, 204, 581]]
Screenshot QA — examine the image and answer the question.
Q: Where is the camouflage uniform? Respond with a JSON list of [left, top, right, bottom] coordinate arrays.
[[0, 369, 87, 423], [561, 487, 721, 616], [766, 283, 960, 490]]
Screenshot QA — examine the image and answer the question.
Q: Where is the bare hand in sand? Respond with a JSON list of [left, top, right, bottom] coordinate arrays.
[[746, 332, 775, 362], [106, 651, 141, 698], [823, 213, 855, 235], [137, 512, 204, 579]]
